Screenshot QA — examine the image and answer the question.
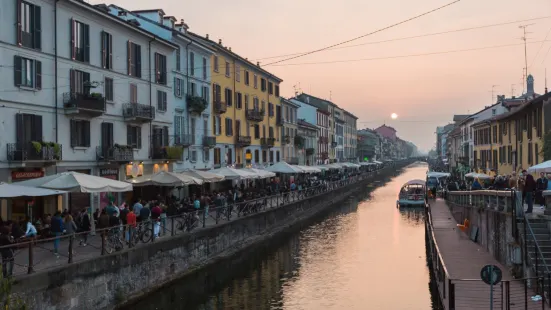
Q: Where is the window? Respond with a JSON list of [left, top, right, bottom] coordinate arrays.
[[261, 78, 267, 92], [262, 150, 267, 163], [70, 119, 90, 147], [100, 31, 112, 69], [127, 41, 142, 77], [275, 85, 280, 97], [174, 115, 185, 144], [236, 64, 241, 82], [213, 56, 219, 72], [225, 118, 233, 136], [254, 150, 259, 163], [69, 69, 90, 94], [235, 120, 241, 137], [130, 83, 137, 103], [269, 126, 274, 138], [104, 77, 113, 102], [269, 103, 274, 117], [253, 97, 259, 110], [225, 61, 230, 77], [71, 19, 89, 62], [176, 49, 181, 71], [189, 51, 195, 76], [254, 74, 258, 89], [213, 84, 222, 104], [262, 125, 266, 138], [155, 53, 167, 85], [261, 101, 266, 112], [189, 82, 196, 96], [127, 125, 142, 148], [174, 77, 183, 97], [15, 113, 42, 145], [157, 90, 167, 111], [276, 151, 280, 162], [14, 56, 41, 89], [246, 121, 250, 136], [201, 86, 209, 103], [191, 150, 197, 162], [225, 88, 233, 107], [203, 57, 207, 80], [244, 70, 250, 85], [236, 92, 242, 109], [17, 1, 41, 49], [214, 148, 221, 166], [244, 94, 249, 110], [203, 149, 210, 162], [268, 82, 273, 94], [213, 115, 221, 135]]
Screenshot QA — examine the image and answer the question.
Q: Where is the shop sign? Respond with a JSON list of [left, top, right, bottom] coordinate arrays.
[[11, 170, 44, 180], [99, 168, 119, 177]]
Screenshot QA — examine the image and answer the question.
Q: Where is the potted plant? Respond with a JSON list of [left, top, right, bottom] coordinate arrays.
[[186, 95, 208, 114], [90, 92, 103, 99], [165, 146, 184, 160], [31, 141, 42, 154]]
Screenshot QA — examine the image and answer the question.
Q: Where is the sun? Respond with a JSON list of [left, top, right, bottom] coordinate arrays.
[[391, 113, 398, 120]]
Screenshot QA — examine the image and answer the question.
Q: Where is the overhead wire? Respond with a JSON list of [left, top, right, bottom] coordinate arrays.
[[264, 0, 462, 66]]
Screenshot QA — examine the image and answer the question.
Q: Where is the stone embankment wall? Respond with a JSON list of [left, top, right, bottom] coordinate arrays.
[[16, 161, 412, 310]]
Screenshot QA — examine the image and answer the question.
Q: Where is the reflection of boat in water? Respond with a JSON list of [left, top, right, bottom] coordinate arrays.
[[397, 179, 426, 207]]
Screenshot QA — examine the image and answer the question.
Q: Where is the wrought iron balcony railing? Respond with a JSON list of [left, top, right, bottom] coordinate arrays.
[[96, 145, 133, 162], [122, 103, 155, 123], [7, 142, 62, 162], [236, 136, 252, 147], [63, 92, 106, 117], [246, 109, 265, 122], [213, 101, 227, 114], [202, 136, 216, 148], [260, 137, 276, 148]]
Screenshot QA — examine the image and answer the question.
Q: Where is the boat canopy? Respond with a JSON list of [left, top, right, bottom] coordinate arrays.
[[403, 179, 426, 187]]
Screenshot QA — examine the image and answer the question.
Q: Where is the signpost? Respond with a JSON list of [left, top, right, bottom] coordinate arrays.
[[480, 265, 502, 310]]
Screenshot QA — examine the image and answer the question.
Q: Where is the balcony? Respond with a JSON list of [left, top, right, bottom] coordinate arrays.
[[151, 145, 184, 161], [294, 136, 305, 148], [306, 148, 315, 156], [286, 157, 299, 165], [261, 137, 276, 149], [284, 135, 291, 144], [96, 145, 133, 162], [7, 142, 62, 162], [173, 134, 193, 147], [123, 103, 155, 123], [246, 109, 265, 122], [213, 101, 227, 114], [187, 95, 208, 115], [202, 136, 216, 148], [236, 136, 252, 147], [63, 92, 106, 117]]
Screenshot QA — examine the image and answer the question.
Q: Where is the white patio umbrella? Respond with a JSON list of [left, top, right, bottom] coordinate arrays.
[[210, 167, 259, 180], [179, 169, 225, 183], [296, 165, 321, 173], [464, 172, 492, 179], [322, 164, 341, 170], [16, 171, 132, 193], [265, 162, 304, 174], [126, 171, 202, 187], [243, 168, 276, 179], [314, 165, 330, 171], [0, 182, 66, 198], [528, 161, 551, 174]]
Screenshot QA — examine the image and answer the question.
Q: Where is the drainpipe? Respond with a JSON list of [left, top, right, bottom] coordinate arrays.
[[184, 40, 192, 162], [233, 59, 237, 166], [148, 38, 154, 159], [54, 1, 59, 149]]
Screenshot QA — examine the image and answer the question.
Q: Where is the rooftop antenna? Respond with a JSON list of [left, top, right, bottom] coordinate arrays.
[[546, 68, 548, 93], [489, 85, 499, 104], [511, 84, 516, 97], [329, 91, 332, 101], [519, 24, 535, 93]]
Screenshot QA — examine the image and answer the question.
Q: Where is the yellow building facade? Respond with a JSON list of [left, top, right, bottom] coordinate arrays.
[[190, 34, 283, 167], [473, 94, 549, 176]]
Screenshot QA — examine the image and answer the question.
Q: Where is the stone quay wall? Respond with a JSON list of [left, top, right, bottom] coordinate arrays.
[[15, 161, 413, 310]]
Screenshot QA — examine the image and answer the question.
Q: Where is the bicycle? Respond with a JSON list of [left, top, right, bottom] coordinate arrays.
[[104, 228, 124, 254], [132, 221, 153, 245]]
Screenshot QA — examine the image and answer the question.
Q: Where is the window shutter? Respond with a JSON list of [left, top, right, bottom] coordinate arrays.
[[101, 31, 105, 68], [33, 5, 41, 49], [163, 126, 169, 146], [154, 53, 160, 83], [16, 0, 22, 45], [126, 125, 132, 146], [137, 128, 142, 149], [174, 77, 177, 96], [69, 69, 75, 93], [70, 18, 75, 59], [127, 41, 132, 75], [13, 56, 21, 86], [163, 92, 167, 111], [83, 121, 90, 147], [136, 45, 142, 78], [70, 120, 77, 147], [108, 33, 113, 69], [15, 114, 23, 146], [34, 115, 43, 141], [35, 61, 42, 89], [83, 24, 90, 62]]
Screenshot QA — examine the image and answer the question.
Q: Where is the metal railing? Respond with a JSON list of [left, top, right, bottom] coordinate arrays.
[[7, 142, 62, 161], [122, 103, 155, 121], [0, 168, 394, 278], [63, 92, 106, 112]]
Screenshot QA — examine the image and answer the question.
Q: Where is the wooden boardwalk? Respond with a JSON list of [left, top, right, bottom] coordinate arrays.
[[429, 199, 548, 310]]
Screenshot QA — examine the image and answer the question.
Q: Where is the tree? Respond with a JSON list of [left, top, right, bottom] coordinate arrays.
[[542, 131, 551, 161]]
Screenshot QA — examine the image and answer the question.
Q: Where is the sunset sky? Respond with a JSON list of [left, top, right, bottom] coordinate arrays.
[[92, 0, 551, 152]]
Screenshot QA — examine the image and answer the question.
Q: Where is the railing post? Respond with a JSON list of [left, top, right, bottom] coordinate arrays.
[[129, 225, 134, 248], [27, 240, 34, 274], [171, 217, 175, 237], [101, 231, 106, 256], [151, 220, 156, 242], [448, 280, 455, 310], [505, 280, 510, 310], [68, 235, 74, 264], [202, 210, 206, 228]]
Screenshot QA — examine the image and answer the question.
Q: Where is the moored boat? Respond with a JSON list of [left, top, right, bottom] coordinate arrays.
[[397, 179, 426, 207]]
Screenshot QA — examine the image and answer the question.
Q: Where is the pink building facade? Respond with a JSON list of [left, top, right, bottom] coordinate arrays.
[[374, 125, 397, 141]]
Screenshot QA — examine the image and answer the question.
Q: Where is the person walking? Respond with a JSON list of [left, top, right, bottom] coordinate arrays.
[[78, 208, 91, 246], [524, 171, 537, 214], [126, 206, 137, 244], [50, 211, 65, 257], [151, 203, 162, 238], [64, 214, 78, 255]]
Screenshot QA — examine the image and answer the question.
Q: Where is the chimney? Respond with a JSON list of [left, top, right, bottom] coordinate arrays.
[[218, 39, 222, 45], [229, 47, 231, 51], [206, 34, 209, 40], [257, 61, 260, 67]]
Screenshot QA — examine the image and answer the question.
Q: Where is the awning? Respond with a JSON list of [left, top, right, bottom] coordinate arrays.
[[126, 171, 202, 187], [16, 171, 133, 193], [0, 182, 66, 198]]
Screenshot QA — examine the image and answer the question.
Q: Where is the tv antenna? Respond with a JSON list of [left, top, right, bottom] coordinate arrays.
[[489, 85, 499, 104], [519, 24, 535, 93]]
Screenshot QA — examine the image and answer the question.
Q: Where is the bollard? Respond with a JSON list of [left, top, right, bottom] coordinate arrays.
[[68, 235, 74, 264]]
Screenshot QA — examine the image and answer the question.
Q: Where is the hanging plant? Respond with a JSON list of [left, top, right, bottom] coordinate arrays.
[[31, 141, 42, 154], [165, 146, 184, 160]]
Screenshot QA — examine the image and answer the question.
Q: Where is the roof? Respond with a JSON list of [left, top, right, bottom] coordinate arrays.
[[375, 124, 397, 132], [131, 9, 166, 15], [343, 110, 358, 119], [298, 119, 318, 130], [448, 126, 461, 137], [187, 32, 283, 82], [280, 97, 301, 108], [472, 92, 551, 126], [453, 115, 470, 122]]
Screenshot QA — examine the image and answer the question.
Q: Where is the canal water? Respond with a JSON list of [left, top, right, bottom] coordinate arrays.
[[127, 162, 438, 310]]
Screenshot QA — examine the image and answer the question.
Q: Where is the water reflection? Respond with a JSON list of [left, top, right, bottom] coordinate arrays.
[[125, 163, 437, 310]]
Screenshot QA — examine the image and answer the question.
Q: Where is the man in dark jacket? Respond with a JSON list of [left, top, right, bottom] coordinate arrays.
[[79, 208, 91, 246], [50, 212, 65, 256]]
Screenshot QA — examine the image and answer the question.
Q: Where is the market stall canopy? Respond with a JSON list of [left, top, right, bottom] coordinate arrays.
[[528, 161, 551, 174], [265, 162, 304, 174], [209, 167, 259, 180], [126, 171, 202, 187], [243, 168, 276, 179], [296, 165, 321, 173], [322, 164, 342, 170], [179, 169, 225, 183], [427, 172, 450, 178], [314, 165, 330, 171], [15, 171, 133, 193], [464, 172, 493, 179], [0, 182, 66, 198]]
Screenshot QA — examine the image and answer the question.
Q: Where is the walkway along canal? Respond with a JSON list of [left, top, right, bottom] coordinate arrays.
[[123, 161, 436, 310], [426, 189, 551, 309], [13, 159, 415, 310]]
